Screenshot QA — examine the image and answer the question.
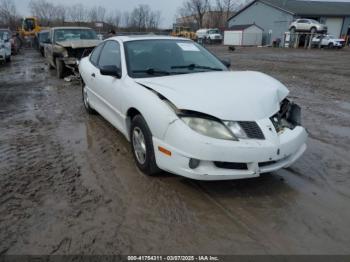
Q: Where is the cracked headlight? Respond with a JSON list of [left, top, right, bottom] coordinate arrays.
[[181, 117, 237, 140], [224, 121, 248, 139]]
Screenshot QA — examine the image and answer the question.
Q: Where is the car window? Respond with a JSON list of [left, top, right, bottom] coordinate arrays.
[[90, 43, 104, 66], [98, 41, 121, 69]]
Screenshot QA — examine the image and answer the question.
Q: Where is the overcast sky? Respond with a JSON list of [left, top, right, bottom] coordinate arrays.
[[13, 0, 350, 28]]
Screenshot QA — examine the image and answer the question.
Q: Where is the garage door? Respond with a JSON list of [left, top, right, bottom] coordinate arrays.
[[325, 17, 343, 37]]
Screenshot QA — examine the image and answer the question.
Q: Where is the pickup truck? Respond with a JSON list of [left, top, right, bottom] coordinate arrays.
[[44, 27, 101, 78]]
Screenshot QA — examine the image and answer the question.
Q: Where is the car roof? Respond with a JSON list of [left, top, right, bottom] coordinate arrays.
[[52, 27, 93, 30], [107, 35, 190, 42]]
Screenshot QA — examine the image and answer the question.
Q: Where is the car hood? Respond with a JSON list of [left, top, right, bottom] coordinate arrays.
[[136, 71, 289, 121], [56, 39, 102, 49]]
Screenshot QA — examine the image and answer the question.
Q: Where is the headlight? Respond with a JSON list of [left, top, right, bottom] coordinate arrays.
[[224, 121, 248, 139], [181, 117, 237, 140]]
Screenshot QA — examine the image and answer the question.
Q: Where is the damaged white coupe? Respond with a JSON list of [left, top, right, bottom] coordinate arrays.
[[79, 36, 307, 180]]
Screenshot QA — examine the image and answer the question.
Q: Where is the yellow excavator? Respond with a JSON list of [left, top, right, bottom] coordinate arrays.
[[171, 26, 197, 41], [19, 17, 42, 38]]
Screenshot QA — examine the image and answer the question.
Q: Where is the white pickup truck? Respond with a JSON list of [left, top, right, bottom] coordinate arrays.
[[312, 35, 345, 48], [196, 28, 223, 43]]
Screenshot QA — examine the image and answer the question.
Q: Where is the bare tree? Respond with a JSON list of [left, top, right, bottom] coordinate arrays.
[[179, 0, 210, 29], [106, 10, 122, 29], [0, 0, 18, 29], [68, 4, 88, 24], [88, 6, 106, 23], [29, 0, 66, 26]]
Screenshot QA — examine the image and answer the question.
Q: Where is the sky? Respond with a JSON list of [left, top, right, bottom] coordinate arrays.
[[13, 0, 350, 28]]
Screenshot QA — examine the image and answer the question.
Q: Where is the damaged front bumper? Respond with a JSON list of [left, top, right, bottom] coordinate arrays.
[[153, 100, 307, 181]]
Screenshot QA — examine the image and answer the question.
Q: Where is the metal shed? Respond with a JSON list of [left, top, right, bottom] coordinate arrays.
[[224, 24, 263, 46], [227, 0, 350, 45]]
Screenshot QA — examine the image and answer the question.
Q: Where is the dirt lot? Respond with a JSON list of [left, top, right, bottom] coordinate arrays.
[[0, 46, 350, 255]]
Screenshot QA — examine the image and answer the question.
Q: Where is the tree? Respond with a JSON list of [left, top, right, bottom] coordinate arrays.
[[179, 0, 210, 29], [68, 4, 88, 24], [29, 0, 66, 26], [0, 0, 18, 29], [88, 6, 106, 23]]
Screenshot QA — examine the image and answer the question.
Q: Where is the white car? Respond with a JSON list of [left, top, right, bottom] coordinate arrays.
[[0, 29, 12, 63], [79, 35, 307, 180], [289, 19, 327, 34], [312, 35, 345, 48], [196, 28, 223, 43]]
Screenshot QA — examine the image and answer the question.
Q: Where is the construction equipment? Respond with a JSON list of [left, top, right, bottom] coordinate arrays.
[[19, 17, 41, 38], [171, 26, 197, 41]]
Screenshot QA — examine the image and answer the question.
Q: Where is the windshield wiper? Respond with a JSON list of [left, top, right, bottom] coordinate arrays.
[[132, 68, 171, 76], [171, 64, 223, 71]]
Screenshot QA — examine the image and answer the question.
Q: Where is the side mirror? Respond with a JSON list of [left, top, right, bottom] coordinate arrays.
[[221, 59, 231, 68], [100, 65, 121, 78]]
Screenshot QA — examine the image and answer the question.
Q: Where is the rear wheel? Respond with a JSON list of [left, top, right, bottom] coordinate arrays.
[[5, 55, 11, 63], [55, 58, 65, 79], [310, 27, 317, 34], [130, 115, 161, 176]]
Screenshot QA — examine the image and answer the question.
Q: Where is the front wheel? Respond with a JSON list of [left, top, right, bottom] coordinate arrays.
[[82, 81, 96, 114], [130, 115, 161, 176], [328, 43, 334, 49], [56, 58, 65, 79], [5, 55, 11, 63]]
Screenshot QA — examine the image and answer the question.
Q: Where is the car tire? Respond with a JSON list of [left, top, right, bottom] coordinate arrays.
[[328, 43, 334, 49], [82, 80, 96, 114], [5, 56, 11, 63], [290, 27, 296, 33], [310, 27, 317, 34], [130, 115, 161, 176], [56, 58, 65, 79]]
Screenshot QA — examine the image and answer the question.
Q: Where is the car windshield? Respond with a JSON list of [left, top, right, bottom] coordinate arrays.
[[208, 29, 220, 34], [54, 29, 97, 43], [328, 35, 335, 39], [124, 39, 227, 78]]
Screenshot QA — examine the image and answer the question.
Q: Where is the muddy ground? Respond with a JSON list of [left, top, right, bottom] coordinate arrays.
[[0, 46, 349, 255]]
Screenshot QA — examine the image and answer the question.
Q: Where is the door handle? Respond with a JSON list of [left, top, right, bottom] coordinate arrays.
[[91, 73, 96, 78]]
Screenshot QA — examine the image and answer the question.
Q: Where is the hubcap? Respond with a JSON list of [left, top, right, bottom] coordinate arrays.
[[132, 127, 147, 164]]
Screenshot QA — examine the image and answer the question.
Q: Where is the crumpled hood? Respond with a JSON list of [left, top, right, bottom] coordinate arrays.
[[56, 39, 102, 49], [136, 71, 289, 121]]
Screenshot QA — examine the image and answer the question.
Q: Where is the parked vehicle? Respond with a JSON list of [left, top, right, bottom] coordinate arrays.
[[78, 36, 307, 180], [44, 27, 101, 78], [0, 29, 12, 63], [196, 28, 223, 43], [312, 35, 345, 48], [36, 30, 49, 56], [289, 19, 327, 34], [11, 33, 21, 55]]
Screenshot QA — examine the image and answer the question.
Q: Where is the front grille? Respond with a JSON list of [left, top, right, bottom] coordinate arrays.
[[238, 121, 265, 139], [259, 161, 277, 168], [214, 162, 248, 170]]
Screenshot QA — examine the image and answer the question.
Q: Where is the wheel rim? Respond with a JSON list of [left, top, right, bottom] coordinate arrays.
[[132, 127, 147, 165], [83, 86, 89, 109]]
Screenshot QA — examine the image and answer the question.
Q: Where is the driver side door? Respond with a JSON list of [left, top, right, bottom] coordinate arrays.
[[95, 40, 125, 133]]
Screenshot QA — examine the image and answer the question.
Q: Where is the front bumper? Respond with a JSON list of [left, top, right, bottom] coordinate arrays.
[[153, 119, 307, 180]]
